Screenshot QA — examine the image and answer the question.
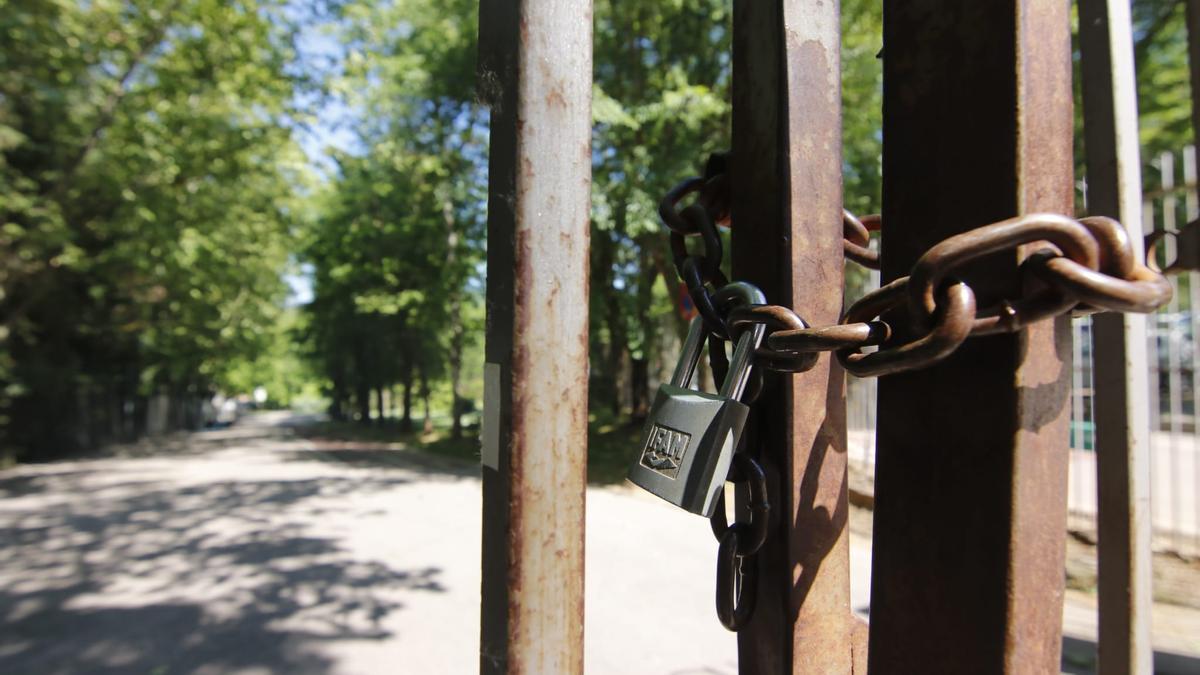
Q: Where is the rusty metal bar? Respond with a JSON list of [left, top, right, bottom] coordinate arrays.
[[869, 2, 1074, 672], [476, 0, 591, 673], [1077, 0, 1154, 671], [730, 1, 854, 672]]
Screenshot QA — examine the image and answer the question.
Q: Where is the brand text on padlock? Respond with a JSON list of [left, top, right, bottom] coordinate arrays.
[[639, 424, 691, 479]]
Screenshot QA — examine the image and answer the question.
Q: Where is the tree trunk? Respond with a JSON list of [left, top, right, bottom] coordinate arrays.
[[595, 226, 624, 418], [441, 196, 467, 439], [356, 382, 371, 425], [400, 362, 414, 432], [449, 312, 465, 439], [329, 371, 347, 422], [630, 357, 650, 422], [420, 365, 434, 435], [352, 338, 372, 425], [630, 243, 661, 422]]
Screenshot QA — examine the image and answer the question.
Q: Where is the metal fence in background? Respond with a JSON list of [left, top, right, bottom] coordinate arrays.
[[847, 145, 1200, 557]]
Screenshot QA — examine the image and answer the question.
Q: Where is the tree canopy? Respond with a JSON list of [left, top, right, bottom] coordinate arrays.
[[1, 0, 308, 456], [0, 0, 1193, 459]]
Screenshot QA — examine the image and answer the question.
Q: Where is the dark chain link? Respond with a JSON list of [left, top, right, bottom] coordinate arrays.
[[710, 454, 768, 631], [1145, 217, 1200, 275], [662, 167, 733, 338], [705, 331, 769, 632]]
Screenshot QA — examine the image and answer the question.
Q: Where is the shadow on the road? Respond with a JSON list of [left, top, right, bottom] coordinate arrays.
[[1062, 635, 1200, 674], [84, 426, 289, 460], [0, 471, 444, 674], [0, 470, 93, 498]]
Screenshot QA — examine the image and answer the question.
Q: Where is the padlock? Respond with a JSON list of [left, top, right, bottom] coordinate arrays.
[[627, 283, 765, 517]]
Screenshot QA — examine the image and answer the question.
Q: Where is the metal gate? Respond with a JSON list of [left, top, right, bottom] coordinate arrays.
[[475, 0, 1198, 672]]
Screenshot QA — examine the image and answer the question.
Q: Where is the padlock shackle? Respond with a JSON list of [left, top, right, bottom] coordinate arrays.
[[710, 279, 768, 396], [670, 282, 767, 395], [712, 282, 766, 400], [670, 317, 708, 388], [720, 326, 763, 399]]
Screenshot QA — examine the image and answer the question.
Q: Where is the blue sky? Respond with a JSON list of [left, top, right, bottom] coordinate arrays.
[[282, 10, 356, 307]]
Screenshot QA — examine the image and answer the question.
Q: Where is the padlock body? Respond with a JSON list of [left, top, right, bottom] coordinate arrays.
[[627, 383, 749, 517]]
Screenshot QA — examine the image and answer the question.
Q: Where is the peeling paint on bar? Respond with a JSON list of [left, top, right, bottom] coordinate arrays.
[[478, 1, 590, 673]]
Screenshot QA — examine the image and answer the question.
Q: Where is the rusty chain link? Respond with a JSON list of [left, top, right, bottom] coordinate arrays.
[[664, 152, 1173, 631], [842, 209, 881, 269], [664, 153, 1174, 379]]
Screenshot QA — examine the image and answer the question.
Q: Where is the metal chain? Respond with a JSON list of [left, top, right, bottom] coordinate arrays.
[[1145, 217, 1200, 275], [668, 152, 1172, 631], [707, 335, 768, 632], [709, 454, 769, 631], [664, 153, 1174, 379], [702, 327, 770, 632]]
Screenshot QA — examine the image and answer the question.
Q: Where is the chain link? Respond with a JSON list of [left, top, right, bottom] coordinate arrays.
[[662, 153, 1173, 379], [663, 152, 1173, 631], [842, 209, 881, 269], [837, 277, 977, 378], [708, 453, 768, 631], [1145, 217, 1200, 275], [705, 329, 769, 632]]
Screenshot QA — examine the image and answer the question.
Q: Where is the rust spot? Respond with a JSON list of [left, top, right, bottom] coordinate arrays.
[[545, 83, 567, 109]]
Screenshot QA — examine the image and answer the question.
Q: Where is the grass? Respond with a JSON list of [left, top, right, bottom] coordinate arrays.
[[298, 419, 481, 461], [586, 414, 643, 484], [297, 412, 644, 485]]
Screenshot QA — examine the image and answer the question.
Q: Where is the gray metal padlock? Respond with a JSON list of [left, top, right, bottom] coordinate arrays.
[[627, 283, 765, 517]]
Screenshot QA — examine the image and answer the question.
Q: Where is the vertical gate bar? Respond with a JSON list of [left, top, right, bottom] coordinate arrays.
[[730, 1, 854, 672], [869, 2, 1074, 672], [1077, 0, 1154, 670], [1080, 319, 1089, 526], [1162, 153, 1184, 552], [477, 0, 592, 673], [1185, 148, 1200, 555], [1187, 0, 1200, 556]]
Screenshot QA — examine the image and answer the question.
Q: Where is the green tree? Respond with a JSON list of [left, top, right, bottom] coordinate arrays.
[[1, 0, 307, 457], [301, 0, 486, 433], [589, 0, 732, 420]]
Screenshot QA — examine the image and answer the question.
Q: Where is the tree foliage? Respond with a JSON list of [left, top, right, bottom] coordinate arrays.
[[300, 0, 485, 432], [1, 0, 307, 457], [1, 0, 1192, 459]]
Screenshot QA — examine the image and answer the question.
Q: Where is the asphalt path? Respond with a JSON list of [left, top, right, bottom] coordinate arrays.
[[0, 412, 1194, 674]]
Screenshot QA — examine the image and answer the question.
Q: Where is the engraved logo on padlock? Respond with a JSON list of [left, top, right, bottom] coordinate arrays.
[[627, 282, 765, 517], [639, 424, 692, 478]]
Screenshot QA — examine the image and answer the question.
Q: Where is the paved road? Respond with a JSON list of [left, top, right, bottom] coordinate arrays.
[[0, 413, 871, 674], [0, 413, 1194, 674]]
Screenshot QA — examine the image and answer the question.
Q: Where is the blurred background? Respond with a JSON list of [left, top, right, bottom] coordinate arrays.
[[0, 1, 1198, 673]]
